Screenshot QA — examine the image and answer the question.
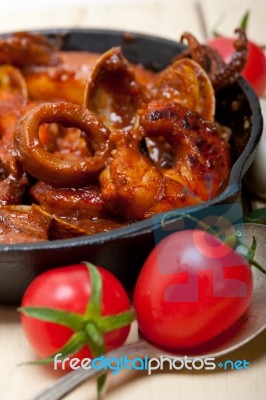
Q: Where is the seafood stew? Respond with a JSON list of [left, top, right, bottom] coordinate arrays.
[[0, 29, 254, 244]]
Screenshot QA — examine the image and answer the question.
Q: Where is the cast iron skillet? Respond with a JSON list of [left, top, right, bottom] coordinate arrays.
[[0, 29, 263, 304]]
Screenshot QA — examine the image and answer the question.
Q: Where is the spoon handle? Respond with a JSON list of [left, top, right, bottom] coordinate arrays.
[[30, 340, 153, 400]]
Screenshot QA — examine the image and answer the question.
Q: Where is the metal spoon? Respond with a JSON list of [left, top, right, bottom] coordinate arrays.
[[31, 223, 266, 400]]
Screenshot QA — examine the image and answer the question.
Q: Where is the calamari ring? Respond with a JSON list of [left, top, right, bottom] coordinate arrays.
[[14, 102, 112, 187]]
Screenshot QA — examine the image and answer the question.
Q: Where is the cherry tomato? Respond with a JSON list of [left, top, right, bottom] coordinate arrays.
[[21, 263, 133, 368], [208, 36, 266, 97], [134, 229, 253, 350]]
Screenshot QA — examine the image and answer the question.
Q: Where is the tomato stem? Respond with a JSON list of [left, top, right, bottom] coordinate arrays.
[[83, 262, 102, 318], [223, 230, 266, 273], [99, 311, 136, 333], [212, 10, 249, 38], [239, 10, 250, 32], [246, 257, 266, 274], [85, 322, 106, 354], [161, 211, 217, 236], [222, 230, 242, 247], [17, 306, 85, 331], [22, 331, 88, 365], [84, 322, 106, 399], [97, 374, 107, 400]]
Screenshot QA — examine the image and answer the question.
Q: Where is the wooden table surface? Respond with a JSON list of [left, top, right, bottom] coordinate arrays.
[[0, 1, 265, 399]]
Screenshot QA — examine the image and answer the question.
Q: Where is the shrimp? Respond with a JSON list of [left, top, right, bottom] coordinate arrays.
[[99, 129, 197, 220]]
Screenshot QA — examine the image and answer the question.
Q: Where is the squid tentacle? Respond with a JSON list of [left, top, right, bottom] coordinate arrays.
[[176, 28, 248, 90]]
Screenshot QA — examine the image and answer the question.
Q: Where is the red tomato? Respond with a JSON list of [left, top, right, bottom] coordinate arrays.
[[208, 36, 266, 97], [134, 229, 253, 350], [21, 264, 132, 368]]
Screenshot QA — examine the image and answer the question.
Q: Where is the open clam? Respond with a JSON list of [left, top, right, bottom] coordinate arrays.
[[149, 58, 215, 121], [84, 47, 144, 131], [31, 205, 88, 240]]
